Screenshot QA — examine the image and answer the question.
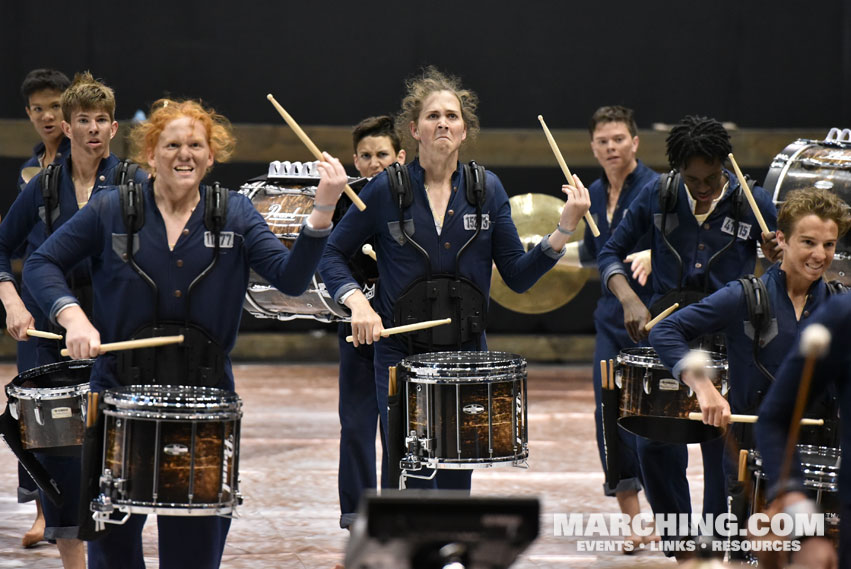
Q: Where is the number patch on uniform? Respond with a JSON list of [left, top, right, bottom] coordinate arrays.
[[720, 217, 752, 240], [204, 231, 235, 248], [463, 213, 490, 230]]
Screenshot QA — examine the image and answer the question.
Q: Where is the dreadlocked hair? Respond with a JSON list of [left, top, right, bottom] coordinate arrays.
[[665, 115, 732, 170]]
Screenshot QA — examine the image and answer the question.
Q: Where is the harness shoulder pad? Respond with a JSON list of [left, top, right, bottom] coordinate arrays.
[[658, 170, 679, 213], [115, 159, 141, 186], [119, 181, 145, 234], [463, 161, 486, 207], [204, 182, 229, 233], [385, 162, 413, 210], [40, 163, 62, 233], [738, 274, 772, 333]]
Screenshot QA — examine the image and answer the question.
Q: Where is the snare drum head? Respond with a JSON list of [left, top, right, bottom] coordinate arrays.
[[765, 139, 851, 284], [400, 351, 526, 383], [7, 359, 94, 396], [104, 385, 241, 416]]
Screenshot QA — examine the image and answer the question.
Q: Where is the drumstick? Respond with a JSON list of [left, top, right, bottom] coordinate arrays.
[[389, 366, 397, 397], [26, 329, 63, 340], [266, 94, 366, 212], [643, 303, 679, 332], [687, 412, 824, 426], [86, 392, 99, 429], [362, 243, 377, 261], [345, 318, 452, 343], [537, 115, 600, 237], [738, 449, 749, 483], [727, 153, 770, 236], [60, 334, 185, 357], [608, 358, 614, 391], [600, 360, 608, 390]]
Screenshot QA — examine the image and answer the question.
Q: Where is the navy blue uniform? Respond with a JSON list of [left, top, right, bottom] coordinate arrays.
[[1, 152, 146, 539], [756, 294, 851, 566], [320, 159, 563, 490], [650, 263, 833, 472], [598, 171, 777, 527], [25, 179, 330, 568], [583, 160, 657, 496]]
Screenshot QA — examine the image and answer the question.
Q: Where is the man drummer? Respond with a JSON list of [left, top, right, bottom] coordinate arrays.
[[337, 115, 405, 529], [755, 293, 851, 568], [562, 105, 658, 545], [13, 67, 71, 548], [650, 187, 848, 496], [0, 71, 147, 569], [597, 115, 780, 549]]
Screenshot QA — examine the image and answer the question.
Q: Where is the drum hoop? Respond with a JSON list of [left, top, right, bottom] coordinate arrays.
[[244, 274, 349, 322], [6, 382, 89, 400], [618, 348, 726, 370], [102, 385, 241, 412], [110, 503, 236, 516], [103, 408, 242, 421], [400, 351, 526, 370], [404, 371, 525, 385]]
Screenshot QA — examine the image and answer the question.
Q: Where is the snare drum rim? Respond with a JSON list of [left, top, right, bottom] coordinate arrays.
[[399, 351, 527, 383], [6, 359, 95, 397], [102, 385, 242, 415], [103, 408, 242, 421], [6, 381, 90, 401], [617, 347, 727, 371]]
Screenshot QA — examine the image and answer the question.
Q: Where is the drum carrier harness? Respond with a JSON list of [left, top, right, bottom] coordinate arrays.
[[115, 180, 229, 387], [385, 161, 488, 352], [650, 170, 752, 317]]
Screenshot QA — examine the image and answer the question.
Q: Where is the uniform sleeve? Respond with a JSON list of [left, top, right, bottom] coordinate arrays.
[[319, 178, 381, 304], [236, 193, 330, 297], [649, 283, 745, 377], [0, 175, 44, 281], [23, 192, 109, 324], [755, 297, 849, 500], [489, 173, 560, 293], [598, 181, 654, 290]]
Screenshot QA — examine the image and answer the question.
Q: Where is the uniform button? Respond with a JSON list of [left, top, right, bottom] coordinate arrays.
[[447, 209, 454, 216], [99, 175, 106, 182], [695, 262, 703, 269], [444, 242, 451, 249], [452, 186, 457, 191], [122, 253, 128, 261], [703, 223, 710, 230], [182, 228, 189, 236], [176, 259, 184, 267], [803, 310, 810, 317], [174, 290, 182, 298], [697, 243, 705, 250]]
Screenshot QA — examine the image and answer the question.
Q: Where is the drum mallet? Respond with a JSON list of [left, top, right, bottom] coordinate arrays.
[[346, 318, 452, 343], [266, 94, 366, 212], [644, 303, 679, 332], [537, 115, 600, 237], [26, 329, 63, 340], [728, 153, 770, 236], [61, 335, 185, 357], [362, 243, 377, 261], [687, 412, 824, 426]]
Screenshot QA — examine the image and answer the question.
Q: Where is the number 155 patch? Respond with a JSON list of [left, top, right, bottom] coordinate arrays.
[[463, 213, 490, 230]]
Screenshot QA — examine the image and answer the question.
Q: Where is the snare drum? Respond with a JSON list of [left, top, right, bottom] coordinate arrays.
[[617, 347, 728, 444], [95, 385, 241, 517], [764, 136, 851, 284], [240, 177, 349, 322], [398, 351, 528, 469], [5, 360, 93, 450]]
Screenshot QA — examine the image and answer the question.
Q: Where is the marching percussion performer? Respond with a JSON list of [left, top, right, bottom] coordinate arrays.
[[319, 67, 590, 492], [337, 116, 405, 529], [598, 115, 780, 552], [0, 72, 147, 569], [756, 298, 851, 568], [24, 98, 347, 569], [12, 67, 71, 548], [563, 106, 658, 546]]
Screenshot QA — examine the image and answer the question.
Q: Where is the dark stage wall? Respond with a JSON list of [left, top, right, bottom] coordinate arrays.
[[1, 1, 849, 335]]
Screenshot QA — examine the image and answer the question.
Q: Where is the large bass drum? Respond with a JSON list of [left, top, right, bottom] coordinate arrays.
[[764, 130, 851, 284], [239, 161, 366, 322]]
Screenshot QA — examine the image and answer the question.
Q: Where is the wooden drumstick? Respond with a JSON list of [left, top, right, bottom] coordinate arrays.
[[86, 392, 99, 428], [537, 115, 600, 237], [26, 329, 63, 340], [362, 243, 377, 261], [608, 358, 614, 391], [643, 303, 679, 332], [738, 449, 749, 482], [728, 153, 770, 236], [266, 94, 366, 212], [61, 334, 185, 357], [600, 360, 608, 390], [345, 318, 452, 343], [389, 366, 397, 397], [687, 412, 824, 426]]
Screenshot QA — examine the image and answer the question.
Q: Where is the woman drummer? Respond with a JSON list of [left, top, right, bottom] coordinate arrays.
[[319, 67, 590, 491], [24, 98, 348, 568]]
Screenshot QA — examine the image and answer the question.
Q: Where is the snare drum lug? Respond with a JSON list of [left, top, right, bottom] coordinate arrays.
[[34, 399, 44, 426], [721, 379, 729, 396], [687, 385, 694, 398], [8, 400, 17, 420], [615, 369, 622, 389], [643, 370, 652, 396]]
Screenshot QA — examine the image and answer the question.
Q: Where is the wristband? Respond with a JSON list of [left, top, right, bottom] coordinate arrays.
[[556, 223, 575, 236], [313, 203, 336, 212]]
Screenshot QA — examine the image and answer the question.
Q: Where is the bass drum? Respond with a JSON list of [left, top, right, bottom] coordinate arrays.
[[764, 133, 851, 284], [239, 162, 350, 322]]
